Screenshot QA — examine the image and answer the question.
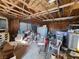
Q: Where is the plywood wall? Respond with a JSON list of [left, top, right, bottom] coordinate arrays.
[[48, 21, 68, 31]]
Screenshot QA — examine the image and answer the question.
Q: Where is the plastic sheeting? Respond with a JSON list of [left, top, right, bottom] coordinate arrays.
[[22, 42, 45, 59]]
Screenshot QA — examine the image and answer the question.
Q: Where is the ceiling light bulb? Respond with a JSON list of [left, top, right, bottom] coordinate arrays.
[[48, 0, 55, 3]]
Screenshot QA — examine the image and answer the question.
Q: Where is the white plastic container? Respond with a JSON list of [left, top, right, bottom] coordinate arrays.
[[51, 54, 56, 59]]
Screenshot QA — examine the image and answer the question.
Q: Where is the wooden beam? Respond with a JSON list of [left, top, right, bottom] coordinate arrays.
[[34, 15, 44, 20], [23, 0, 42, 12], [0, 9, 19, 17], [28, 10, 58, 19], [0, 4, 28, 16], [48, 14, 54, 19], [6, 10, 22, 16], [34, 1, 41, 9], [9, 0, 13, 3], [0, 8, 5, 11], [30, 0, 41, 11], [10, 0, 19, 8], [68, 1, 78, 16], [1, 0, 28, 15], [42, 15, 48, 19], [1, 0, 9, 7], [56, 0, 61, 17], [22, 0, 25, 12], [29, 0, 56, 19], [18, 0, 36, 12], [33, 0, 50, 11], [29, 1, 79, 17], [18, 0, 29, 7], [0, 4, 7, 9], [29, 0, 37, 6], [8, 8, 27, 16], [3, 0, 32, 14], [43, 15, 79, 21], [1, 0, 19, 8]]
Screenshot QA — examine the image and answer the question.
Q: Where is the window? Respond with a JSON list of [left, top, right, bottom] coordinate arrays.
[[0, 19, 6, 29]]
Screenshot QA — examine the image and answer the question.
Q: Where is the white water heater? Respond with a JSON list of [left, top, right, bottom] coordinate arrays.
[[68, 33, 79, 51]]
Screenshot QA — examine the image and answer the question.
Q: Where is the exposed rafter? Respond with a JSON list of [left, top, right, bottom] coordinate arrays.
[[43, 15, 79, 21], [56, 0, 61, 17], [0, 0, 79, 23], [0, 4, 28, 16], [68, 0, 78, 16], [29, 0, 37, 6], [3, 0, 32, 14], [0, 9, 19, 18], [29, 1, 79, 18], [39, 0, 54, 19], [29, 10, 59, 19]]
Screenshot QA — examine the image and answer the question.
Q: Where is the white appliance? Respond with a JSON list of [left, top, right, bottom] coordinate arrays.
[[37, 25, 47, 38], [68, 33, 79, 51]]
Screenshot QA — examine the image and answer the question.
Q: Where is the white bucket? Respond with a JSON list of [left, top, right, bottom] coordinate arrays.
[[51, 54, 56, 59]]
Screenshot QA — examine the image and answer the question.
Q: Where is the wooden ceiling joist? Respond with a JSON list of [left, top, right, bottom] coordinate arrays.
[[0, 0, 26, 15], [1, 0, 9, 7], [0, 9, 20, 17], [29, 10, 59, 19], [18, 0, 36, 13], [3, 0, 32, 14], [9, 0, 13, 3], [8, 9, 27, 16], [0, 10, 19, 18], [43, 15, 79, 21], [29, 1, 79, 18], [30, 2, 41, 12], [0, 3, 28, 16], [42, 15, 48, 19], [28, 0, 37, 6], [10, 0, 19, 8], [0, 0, 79, 24], [1, 0, 19, 8], [38, 0, 55, 19], [56, 0, 61, 17], [18, 0, 30, 9], [28, 0, 50, 12], [6, 10, 21, 16], [35, 16, 44, 20], [68, 1, 79, 16]]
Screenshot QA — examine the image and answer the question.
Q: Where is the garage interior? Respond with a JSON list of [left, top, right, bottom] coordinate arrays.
[[0, 0, 79, 59]]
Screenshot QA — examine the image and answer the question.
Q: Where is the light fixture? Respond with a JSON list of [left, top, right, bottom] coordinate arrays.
[[48, 0, 55, 3]]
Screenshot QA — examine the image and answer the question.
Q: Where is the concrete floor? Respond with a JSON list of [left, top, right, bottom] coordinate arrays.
[[22, 42, 46, 59]]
